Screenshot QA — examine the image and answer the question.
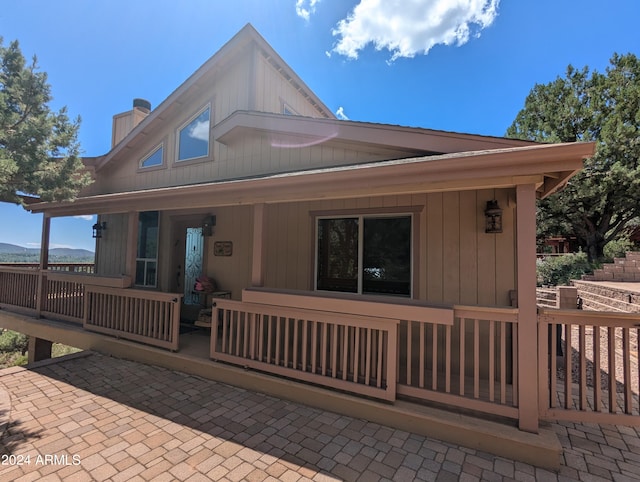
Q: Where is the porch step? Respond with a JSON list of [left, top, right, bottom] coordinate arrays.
[[0, 309, 563, 470]]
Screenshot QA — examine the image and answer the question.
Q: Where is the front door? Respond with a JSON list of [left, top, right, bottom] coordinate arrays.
[[170, 216, 208, 322], [184, 227, 204, 305]]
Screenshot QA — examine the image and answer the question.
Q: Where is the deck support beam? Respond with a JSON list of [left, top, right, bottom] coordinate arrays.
[[516, 183, 539, 433], [28, 337, 53, 364]]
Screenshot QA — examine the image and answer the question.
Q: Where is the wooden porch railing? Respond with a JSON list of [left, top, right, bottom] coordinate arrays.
[[211, 298, 399, 401], [538, 308, 640, 425], [84, 285, 182, 351], [211, 289, 520, 419], [0, 266, 96, 319], [397, 305, 519, 420], [0, 262, 95, 273], [0, 266, 39, 311], [0, 266, 181, 352], [42, 272, 86, 322]]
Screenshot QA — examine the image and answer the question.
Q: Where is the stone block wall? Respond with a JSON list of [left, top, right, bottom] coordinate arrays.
[[583, 251, 640, 282]]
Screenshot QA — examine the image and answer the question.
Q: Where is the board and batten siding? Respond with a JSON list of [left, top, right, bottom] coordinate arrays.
[[199, 205, 253, 300], [91, 189, 515, 309], [253, 51, 328, 118], [261, 189, 516, 307], [95, 213, 128, 277]]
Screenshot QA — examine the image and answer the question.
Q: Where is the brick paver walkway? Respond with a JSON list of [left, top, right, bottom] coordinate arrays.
[[1, 353, 640, 481]]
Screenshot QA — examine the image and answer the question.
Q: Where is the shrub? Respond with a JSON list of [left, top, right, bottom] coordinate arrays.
[[0, 330, 29, 355], [603, 235, 636, 262], [537, 252, 593, 286]]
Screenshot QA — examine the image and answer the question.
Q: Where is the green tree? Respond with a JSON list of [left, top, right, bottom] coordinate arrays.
[[507, 53, 640, 262], [0, 38, 90, 205]]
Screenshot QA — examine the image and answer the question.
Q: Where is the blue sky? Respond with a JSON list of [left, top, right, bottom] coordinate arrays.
[[1, 0, 639, 251]]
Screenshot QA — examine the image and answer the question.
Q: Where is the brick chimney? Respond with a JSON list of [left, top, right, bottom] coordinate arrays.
[[111, 98, 151, 148]]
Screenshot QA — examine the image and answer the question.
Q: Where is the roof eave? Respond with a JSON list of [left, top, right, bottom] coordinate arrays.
[[213, 110, 541, 154], [27, 141, 595, 217]]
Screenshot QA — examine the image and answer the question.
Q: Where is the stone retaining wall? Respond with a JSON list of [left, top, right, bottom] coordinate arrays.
[[572, 280, 640, 313]]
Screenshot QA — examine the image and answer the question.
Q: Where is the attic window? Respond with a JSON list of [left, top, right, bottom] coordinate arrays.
[[177, 106, 210, 162], [140, 145, 164, 168], [283, 103, 297, 116]]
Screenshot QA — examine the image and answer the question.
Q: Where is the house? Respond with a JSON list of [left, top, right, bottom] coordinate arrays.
[[1, 24, 611, 467]]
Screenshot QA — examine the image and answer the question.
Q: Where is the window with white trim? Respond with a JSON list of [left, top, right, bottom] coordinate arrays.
[[177, 106, 210, 162], [316, 215, 412, 296], [136, 211, 159, 287], [140, 145, 163, 168]]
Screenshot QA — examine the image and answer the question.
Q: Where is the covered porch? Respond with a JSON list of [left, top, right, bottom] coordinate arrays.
[[6, 141, 633, 465]]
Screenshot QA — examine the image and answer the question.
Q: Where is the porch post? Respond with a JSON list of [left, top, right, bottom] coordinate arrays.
[[251, 203, 266, 287], [36, 214, 51, 317], [516, 183, 539, 433], [125, 211, 138, 281]]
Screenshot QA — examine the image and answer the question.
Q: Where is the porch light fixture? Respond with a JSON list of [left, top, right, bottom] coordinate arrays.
[[202, 215, 216, 237], [92, 221, 107, 239], [484, 200, 503, 234]]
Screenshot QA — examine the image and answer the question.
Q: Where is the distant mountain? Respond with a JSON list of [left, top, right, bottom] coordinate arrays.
[[50, 247, 95, 258], [0, 243, 37, 254], [0, 243, 94, 258]]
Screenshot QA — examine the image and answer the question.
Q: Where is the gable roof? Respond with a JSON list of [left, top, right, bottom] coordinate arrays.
[[93, 23, 335, 173]]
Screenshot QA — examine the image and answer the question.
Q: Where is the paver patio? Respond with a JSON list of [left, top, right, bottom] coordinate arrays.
[[1, 352, 639, 481]]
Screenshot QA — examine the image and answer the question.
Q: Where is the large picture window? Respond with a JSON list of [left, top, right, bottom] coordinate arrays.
[[136, 211, 159, 287], [177, 106, 210, 162], [316, 215, 411, 296]]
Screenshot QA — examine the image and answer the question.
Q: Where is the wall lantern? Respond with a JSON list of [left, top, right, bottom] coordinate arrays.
[[202, 215, 216, 237], [92, 221, 107, 239], [484, 200, 503, 234]]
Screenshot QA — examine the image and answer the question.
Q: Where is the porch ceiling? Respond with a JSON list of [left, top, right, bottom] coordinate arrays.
[[28, 141, 595, 217]]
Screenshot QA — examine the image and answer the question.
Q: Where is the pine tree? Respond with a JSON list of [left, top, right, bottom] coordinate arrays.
[[0, 38, 91, 205], [507, 53, 640, 261]]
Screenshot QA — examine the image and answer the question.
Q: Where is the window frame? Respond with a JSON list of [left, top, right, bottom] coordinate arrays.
[[135, 211, 160, 288], [175, 104, 211, 164], [138, 143, 165, 171], [282, 102, 298, 116], [313, 211, 415, 298]]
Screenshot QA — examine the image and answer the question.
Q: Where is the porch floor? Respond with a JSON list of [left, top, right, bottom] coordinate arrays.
[[1, 352, 639, 481]]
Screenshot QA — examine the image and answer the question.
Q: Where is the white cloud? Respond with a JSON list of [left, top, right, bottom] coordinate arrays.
[[332, 0, 500, 60], [74, 215, 95, 221], [296, 0, 321, 21], [188, 119, 210, 142], [335, 106, 349, 120]]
